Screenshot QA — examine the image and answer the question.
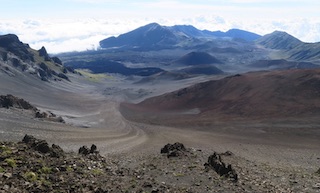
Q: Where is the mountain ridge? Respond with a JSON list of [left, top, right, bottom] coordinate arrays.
[[99, 23, 262, 50]]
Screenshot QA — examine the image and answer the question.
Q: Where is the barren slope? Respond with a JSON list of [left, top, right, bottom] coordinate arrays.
[[125, 69, 320, 119]]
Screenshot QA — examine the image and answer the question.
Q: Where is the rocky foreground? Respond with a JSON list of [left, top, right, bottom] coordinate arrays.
[[0, 136, 319, 193]]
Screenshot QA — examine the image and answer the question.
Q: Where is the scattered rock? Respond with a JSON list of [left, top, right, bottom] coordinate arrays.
[[35, 111, 48, 118], [221, 151, 234, 156], [0, 137, 317, 192], [79, 144, 98, 155], [205, 152, 238, 182], [160, 142, 187, 158]]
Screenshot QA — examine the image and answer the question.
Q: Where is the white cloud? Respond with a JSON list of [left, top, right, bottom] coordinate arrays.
[[0, 15, 319, 53]]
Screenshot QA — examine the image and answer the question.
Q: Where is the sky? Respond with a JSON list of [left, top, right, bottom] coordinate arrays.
[[0, 0, 319, 53]]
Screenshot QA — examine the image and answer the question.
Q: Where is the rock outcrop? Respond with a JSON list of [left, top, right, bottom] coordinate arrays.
[[38, 46, 51, 61], [0, 34, 34, 61], [205, 152, 238, 182], [22, 134, 64, 158], [0, 94, 37, 110]]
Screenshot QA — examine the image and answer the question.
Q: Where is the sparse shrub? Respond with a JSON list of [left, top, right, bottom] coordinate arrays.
[[0, 145, 12, 156], [39, 166, 52, 174], [5, 158, 16, 168], [24, 171, 37, 182], [0, 166, 5, 172], [66, 166, 74, 172], [92, 169, 103, 175]]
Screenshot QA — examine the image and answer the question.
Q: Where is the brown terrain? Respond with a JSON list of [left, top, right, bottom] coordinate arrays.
[[0, 34, 319, 192]]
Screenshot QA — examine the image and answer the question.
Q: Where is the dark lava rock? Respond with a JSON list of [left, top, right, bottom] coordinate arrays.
[[51, 144, 64, 158], [79, 145, 90, 155], [35, 111, 48, 118], [36, 140, 51, 153], [22, 134, 37, 144], [38, 46, 51, 61], [79, 144, 99, 156], [22, 134, 64, 157], [51, 56, 62, 65], [205, 152, 238, 182], [90, 144, 98, 153], [38, 62, 55, 81], [0, 94, 37, 111], [57, 73, 70, 81], [221, 151, 234, 156], [22, 135, 50, 153], [161, 142, 187, 158]]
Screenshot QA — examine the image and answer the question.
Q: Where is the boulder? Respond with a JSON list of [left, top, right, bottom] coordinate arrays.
[[160, 142, 187, 158], [51, 144, 64, 158], [204, 152, 238, 182], [35, 140, 51, 154]]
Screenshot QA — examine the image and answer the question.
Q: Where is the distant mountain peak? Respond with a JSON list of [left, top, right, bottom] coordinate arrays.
[[99, 23, 262, 50], [256, 30, 302, 50]]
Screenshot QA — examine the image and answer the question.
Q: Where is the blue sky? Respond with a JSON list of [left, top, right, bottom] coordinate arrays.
[[0, 0, 319, 53]]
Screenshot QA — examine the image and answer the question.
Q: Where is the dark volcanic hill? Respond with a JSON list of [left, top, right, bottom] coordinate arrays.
[[99, 23, 261, 50], [175, 51, 222, 65], [64, 59, 164, 76], [122, 69, 320, 122]]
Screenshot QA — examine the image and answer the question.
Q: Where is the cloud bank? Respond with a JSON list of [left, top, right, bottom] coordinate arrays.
[[0, 16, 319, 53]]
